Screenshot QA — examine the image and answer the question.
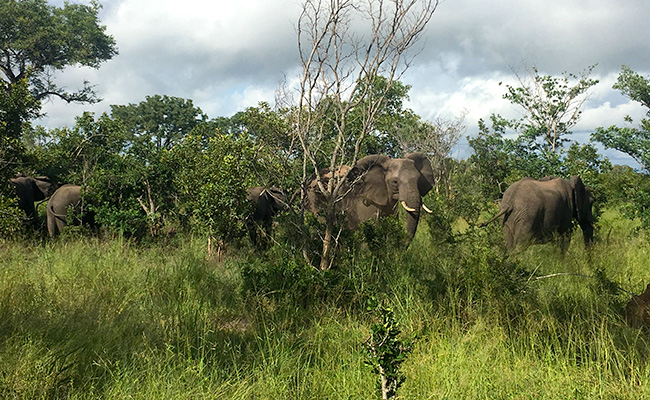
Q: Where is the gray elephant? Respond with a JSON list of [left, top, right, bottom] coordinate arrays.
[[9, 176, 58, 227], [306, 152, 435, 238], [489, 176, 594, 252], [246, 186, 287, 247], [47, 185, 93, 237]]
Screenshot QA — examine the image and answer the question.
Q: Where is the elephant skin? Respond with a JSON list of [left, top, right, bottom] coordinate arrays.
[[9, 176, 58, 226], [246, 186, 287, 247], [497, 176, 594, 252], [46, 185, 93, 237], [305, 153, 435, 238], [625, 283, 650, 328]]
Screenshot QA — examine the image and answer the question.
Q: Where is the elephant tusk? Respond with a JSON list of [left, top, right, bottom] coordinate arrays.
[[422, 204, 433, 214], [400, 201, 417, 212]]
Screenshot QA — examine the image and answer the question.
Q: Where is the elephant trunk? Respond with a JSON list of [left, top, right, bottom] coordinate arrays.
[[402, 193, 421, 239]]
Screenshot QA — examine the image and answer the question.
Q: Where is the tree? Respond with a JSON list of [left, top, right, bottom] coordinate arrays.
[[230, 102, 299, 188], [35, 112, 127, 183], [394, 110, 466, 194], [171, 132, 260, 247], [467, 115, 520, 200], [0, 0, 117, 105], [592, 66, 650, 171], [591, 66, 650, 228], [612, 65, 650, 109], [469, 65, 599, 200], [293, 0, 439, 270], [0, 76, 39, 177], [503, 65, 598, 153], [0, 0, 116, 214], [111, 95, 207, 153]]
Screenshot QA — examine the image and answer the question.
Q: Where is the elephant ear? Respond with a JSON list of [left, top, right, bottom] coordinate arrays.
[[349, 155, 391, 207], [246, 186, 262, 202], [570, 176, 590, 223], [406, 152, 435, 196], [268, 187, 287, 212], [34, 177, 56, 199]]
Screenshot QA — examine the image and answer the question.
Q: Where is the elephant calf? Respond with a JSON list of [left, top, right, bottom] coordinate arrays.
[[491, 176, 594, 252]]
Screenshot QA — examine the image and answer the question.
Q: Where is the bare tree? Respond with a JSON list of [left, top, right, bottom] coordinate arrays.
[[394, 110, 466, 194], [293, 0, 438, 270]]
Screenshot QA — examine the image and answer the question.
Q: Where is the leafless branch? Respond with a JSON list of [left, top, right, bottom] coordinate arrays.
[[292, 0, 438, 269]]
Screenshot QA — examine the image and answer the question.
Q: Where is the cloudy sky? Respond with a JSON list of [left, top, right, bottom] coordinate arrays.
[[41, 0, 650, 165]]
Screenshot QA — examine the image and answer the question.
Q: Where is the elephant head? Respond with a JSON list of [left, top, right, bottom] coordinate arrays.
[[246, 186, 288, 247], [247, 187, 287, 220], [9, 176, 58, 224], [346, 152, 435, 238], [570, 176, 594, 247]]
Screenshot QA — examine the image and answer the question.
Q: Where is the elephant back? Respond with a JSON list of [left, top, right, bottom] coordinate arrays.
[[305, 166, 351, 213]]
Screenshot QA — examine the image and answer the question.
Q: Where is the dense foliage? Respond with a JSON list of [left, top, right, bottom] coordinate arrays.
[[3, 3, 650, 397], [0, 0, 117, 103]]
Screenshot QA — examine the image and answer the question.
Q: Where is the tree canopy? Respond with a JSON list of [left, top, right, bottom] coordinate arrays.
[[0, 0, 117, 104], [592, 66, 650, 171]]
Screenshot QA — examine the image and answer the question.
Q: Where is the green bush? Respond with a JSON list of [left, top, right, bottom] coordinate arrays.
[[172, 133, 259, 241]]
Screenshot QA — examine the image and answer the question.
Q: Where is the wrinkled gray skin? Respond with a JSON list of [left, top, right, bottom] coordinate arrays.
[[246, 186, 287, 247], [9, 176, 58, 227], [306, 152, 435, 238], [47, 185, 87, 237], [498, 176, 594, 252]]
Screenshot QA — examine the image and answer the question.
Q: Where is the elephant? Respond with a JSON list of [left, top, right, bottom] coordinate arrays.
[[305, 152, 435, 238], [488, 176, 594, 252], [9, 175, 58, 227], [246, 186, 287, 247], [46, 185, 93, 237], [625, 283, 650, 328]]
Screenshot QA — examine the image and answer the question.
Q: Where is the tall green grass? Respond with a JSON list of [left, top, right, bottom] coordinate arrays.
[[1, 209, 650, 399]]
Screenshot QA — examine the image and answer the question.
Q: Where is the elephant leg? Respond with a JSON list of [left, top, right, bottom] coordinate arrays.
[[55, 215, 67, 236], [248, 220, 271, 249], [504, 217, 535, 252], [47, 214, 57, 237], [248, 223, 259, 247], [557, 232, 571, 254], [503, 224, 515, 252]]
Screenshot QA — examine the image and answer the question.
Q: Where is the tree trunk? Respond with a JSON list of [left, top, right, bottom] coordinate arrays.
[[320, 206, 336, 270], [380, 364, 389, 400]]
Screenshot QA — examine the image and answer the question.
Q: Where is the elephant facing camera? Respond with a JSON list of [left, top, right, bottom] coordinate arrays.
[[305, 152, 436, 240]]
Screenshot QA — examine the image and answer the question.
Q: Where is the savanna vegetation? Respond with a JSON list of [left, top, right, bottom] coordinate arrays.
[[3, 0, 650, 399]]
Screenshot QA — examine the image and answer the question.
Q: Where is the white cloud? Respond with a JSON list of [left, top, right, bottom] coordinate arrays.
[[36, 0, 650, 166]]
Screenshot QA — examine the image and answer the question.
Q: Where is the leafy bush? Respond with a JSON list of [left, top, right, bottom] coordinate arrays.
[[172, 132, 259, 241], [363, 297, 415, 400]]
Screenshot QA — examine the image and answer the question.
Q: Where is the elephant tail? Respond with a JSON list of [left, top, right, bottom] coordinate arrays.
[[480, 209, 508, 227], [49, 205, 68, 222]]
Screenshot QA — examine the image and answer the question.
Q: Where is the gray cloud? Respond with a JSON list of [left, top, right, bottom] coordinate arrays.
[[421, 0, 650, 76], [38, 0, 650, 167]]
